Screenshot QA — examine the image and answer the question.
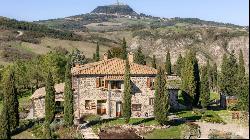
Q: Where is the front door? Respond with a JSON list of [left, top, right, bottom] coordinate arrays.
[[116, 102, 122, 117]]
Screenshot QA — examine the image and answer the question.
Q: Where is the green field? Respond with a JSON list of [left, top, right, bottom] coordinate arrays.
[[144, 124, 185, 139]]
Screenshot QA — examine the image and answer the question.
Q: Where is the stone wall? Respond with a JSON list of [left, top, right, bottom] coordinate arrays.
[[76, 75, 179, 118]]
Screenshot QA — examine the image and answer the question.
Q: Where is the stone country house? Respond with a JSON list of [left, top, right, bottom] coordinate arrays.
[[30, 52, 182, 122]]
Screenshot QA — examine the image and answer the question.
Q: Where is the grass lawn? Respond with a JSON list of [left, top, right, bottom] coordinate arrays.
[[144, 124, 185, 139], [175, 110, 225, 124], [91, 117, 159, 134]]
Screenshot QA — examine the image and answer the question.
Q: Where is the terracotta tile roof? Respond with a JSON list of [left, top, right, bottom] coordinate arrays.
[[72, 58, 157, 75], [30, 83, 64, 99]]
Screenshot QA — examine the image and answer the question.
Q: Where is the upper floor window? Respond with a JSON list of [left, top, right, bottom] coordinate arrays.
[[132, 104, 141, 111], [111, 81, 122, 89], [147, 77, 155, 90]]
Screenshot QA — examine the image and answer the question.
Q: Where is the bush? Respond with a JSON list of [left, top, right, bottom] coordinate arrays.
[[201, 110, 225, 124]]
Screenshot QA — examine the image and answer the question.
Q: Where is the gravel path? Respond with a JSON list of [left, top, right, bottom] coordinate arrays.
[[195, 122, 249, 139], [79, 123, 99, 139]]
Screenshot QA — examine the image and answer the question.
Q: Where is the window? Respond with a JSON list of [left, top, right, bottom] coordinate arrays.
[[132, 104, 141, 111], [85, 100, 96, 110], [55, 101, 64, 114], [111, 81, 122, 89], [147, 78, 155, 90], [149, 98, 154, 105], [100, 78, 105, 87]]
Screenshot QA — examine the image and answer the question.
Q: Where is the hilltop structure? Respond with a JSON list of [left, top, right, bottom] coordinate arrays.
[[30, 53, 182, 122]]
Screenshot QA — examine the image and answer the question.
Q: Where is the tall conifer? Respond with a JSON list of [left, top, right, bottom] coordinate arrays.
[[95, 42, 100, 61], [45, 71, 56, 124], [64, 59, 74, 126], [152, 55, 157, 69], [165, 50, 171, 75], [154, 67, 169, 125], [122, 59, 132, 123], [200, 61, 210, 108], [121, 38, 127, 60]]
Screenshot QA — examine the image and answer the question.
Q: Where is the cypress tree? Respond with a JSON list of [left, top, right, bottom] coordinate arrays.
[[107, 50, 112, 59], [44, 122, 52, 139], [152, 55, 157, 69], [238, 49, 245, 80], [175, 54, 183, 77], [122, 59, 132, 123], [165, 50, 171, 75], [211, 63, 218, 92], [45, 71, 56, 124], [2, 67, 19, 131], [121, 37, 127, 60], [154, 67, 169, 125], [200, 61, 210, 108], [95, 42, 100, 61], [181, 50, 199, 106], [219, 51, 238, 96], [64, 59, 74, 126], [0, 102, 11, 139], [93, 53, 96, 61], [134, 47, 146, 65]]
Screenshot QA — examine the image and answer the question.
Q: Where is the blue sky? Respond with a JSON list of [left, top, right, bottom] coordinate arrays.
[[0, 0, 248, 26]]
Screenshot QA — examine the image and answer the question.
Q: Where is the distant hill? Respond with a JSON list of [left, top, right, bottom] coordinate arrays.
[[91, 4, 138, 16]]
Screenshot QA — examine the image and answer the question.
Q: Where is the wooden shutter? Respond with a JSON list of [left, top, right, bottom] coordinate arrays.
[[147, 78, 151, 88], [105, 80, 109, 89], [72, 76, 78, 90], [96, 78, 100, 88]]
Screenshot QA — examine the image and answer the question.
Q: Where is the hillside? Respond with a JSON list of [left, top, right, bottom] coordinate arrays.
[[1, 4, 249, 72]]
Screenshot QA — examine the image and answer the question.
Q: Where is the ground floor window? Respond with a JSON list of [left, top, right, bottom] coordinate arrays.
[[55, 101, 64, 114], [132, 104, 141, 111], [85, 100, 96, 110], [149, 98, 154, 105]]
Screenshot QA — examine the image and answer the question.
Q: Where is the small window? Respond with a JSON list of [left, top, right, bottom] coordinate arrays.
[[85, 100, 96, 110], [150, 78, 155, 90], [132, 104, 141, 111], [100, 78, 105, 87], [111, 81, 122, 89], [149, 98, 154, 105]]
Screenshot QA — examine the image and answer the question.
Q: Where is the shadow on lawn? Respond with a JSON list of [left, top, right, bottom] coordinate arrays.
[[87, 118, 119, 127], [131, 118, 155, 125]]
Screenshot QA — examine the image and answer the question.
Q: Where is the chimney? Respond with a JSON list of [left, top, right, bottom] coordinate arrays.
[[128, 52, 134, 63], [103, 52, 109, 60]]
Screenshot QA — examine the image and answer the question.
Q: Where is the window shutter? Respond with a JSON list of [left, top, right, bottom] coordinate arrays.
[[96, 78, 100, 88], [147, 78, 151, 88], [105, 80, 109, 89], [72, 76, 77, 90]]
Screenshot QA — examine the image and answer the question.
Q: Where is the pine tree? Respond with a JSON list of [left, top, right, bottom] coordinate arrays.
[[200, 61, 210, 108], [121, 37, 127, 60], [154, 67, 169, 125], [165, 50, 171, 75], [122, 59, 132, 123], [64, 59, 74, 126], [45, 71, 56, 124], [134, 47, 146, 65], [175, 54, 183, 77], [152, 55, 157, 69], [95, 42, 100, 61]]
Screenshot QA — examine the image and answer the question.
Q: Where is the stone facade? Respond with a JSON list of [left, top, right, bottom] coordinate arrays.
[[31, 56, 181, 119]]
